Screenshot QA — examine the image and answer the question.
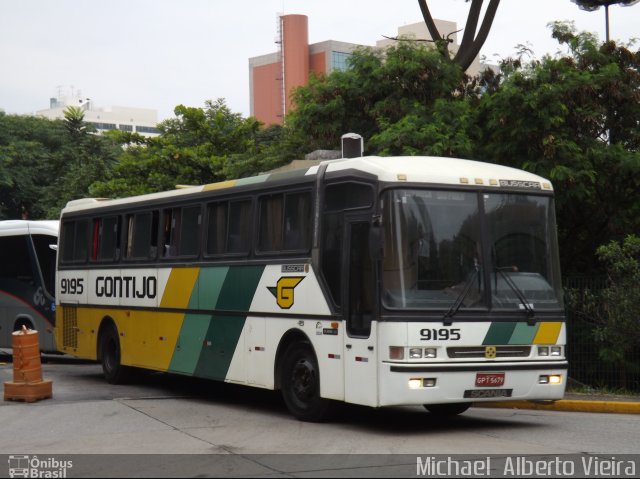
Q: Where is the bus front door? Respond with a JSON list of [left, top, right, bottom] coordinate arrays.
[[343, 219, 378, 407]]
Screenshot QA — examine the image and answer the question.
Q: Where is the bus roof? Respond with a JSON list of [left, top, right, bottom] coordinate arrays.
[[61, 156, 553, 214], [0, 220, 59, 237]]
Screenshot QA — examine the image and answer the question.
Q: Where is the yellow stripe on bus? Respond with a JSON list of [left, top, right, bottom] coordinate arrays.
[[533, 322, 562, 344], [160, 268, 200, 309], [202, 180, 237, 192]]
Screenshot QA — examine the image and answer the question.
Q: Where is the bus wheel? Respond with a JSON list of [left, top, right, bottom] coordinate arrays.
[[100, 325, 131, 384], [424, 403, 472, 416], [281, 342, 330, 422]]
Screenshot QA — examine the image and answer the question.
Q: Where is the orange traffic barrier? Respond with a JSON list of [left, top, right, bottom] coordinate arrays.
[[4, 326, 52, 403]]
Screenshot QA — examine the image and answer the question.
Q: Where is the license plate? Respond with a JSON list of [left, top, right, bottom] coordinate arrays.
[[475, 372, 505, 387]]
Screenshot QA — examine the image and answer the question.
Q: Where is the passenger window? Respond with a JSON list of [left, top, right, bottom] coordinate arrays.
[[61, 220, 89, 263], [227, 200, 252, 253], [206, 202, 227, 255], [178, 206, 201, 257], [97, 216, 120, 261], [258, 194, 284, 252], [0, 236, 33, 283], [125, 212, 158, 260], [258, 191, 312, 253]]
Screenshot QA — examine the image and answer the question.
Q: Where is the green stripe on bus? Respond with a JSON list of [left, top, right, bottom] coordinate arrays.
[[194, 266, 229, 310], [482, 322, 517, 345], [508, 322, 540, 345], [194, 314, 246, 380], [215, 265, 265, 311], [169, 313, 212, 374], [190, 265, 265, 380]]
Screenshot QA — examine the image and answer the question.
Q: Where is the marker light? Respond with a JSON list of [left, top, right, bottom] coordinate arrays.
[[389, 347, 405, 360]]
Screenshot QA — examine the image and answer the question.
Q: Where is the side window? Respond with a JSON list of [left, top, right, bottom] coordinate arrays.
[[324, 182, 373, 212], [258, 194, 284, 252], [258, 191, 312, 253], [206, 200, 252, 256], [125, 211, 159, 260], [178, 206, 201, 257], [61, 220, 89, 264], [31, 234, 58, 295], [284, 192, 311, 251], [320, 182, 375, 307], [97, 216, 121, 262], [227, 200, 252, 253], [206, 202, 227, 256], [161, 208, 179, 257], [0, 236, 33, 283]]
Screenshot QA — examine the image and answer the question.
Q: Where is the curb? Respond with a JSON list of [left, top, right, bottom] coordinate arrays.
[[474, 399, 640, 414]]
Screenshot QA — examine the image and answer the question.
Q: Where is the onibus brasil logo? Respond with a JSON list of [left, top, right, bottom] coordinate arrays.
[[8, 455, 73, 478], [268, 276, 305, 309]]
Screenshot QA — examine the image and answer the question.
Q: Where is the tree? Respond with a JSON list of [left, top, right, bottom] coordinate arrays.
[[476, 23, 640, 275], [288, 42, 477, 155], [570, 0, 640, 41], [90, 99, 289, 198], [568, 235, 640, 388], [417, 0, 501, 72]]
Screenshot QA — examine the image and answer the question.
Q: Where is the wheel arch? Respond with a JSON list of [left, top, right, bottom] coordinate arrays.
[[273, 328, 315, 391], [96, 316, 118, 361]]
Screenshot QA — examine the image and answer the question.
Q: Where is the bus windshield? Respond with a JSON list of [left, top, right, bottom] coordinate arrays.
[[382, 189, 563, 312]]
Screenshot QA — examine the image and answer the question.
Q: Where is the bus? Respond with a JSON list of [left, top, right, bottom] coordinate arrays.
[[0, 220, 58, 352], [55, 156, 567, 421]]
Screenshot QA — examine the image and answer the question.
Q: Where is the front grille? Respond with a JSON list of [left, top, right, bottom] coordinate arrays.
[[62, 306, 78, 349], [447, 346, 531, 359]]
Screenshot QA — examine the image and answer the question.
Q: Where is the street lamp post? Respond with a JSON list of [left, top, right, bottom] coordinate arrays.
[[570, 0, 640, 42]]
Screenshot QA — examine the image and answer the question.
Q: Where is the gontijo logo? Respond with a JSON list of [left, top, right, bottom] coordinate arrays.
[[268, 276, 305, 309]]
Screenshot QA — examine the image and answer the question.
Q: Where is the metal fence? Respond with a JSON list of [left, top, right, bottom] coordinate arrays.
[[564, 276, 640, 392]]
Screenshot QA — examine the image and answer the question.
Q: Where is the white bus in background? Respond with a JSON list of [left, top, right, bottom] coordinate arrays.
[[0, 220, 58, 352]]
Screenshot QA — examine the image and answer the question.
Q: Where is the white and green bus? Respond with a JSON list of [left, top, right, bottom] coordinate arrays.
[[0, 220, 58, 352], [56, 156, 567, 421]]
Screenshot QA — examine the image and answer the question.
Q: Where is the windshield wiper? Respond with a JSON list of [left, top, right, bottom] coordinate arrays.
[[443, 264, 480, 326], [495, 267, 536, 324]]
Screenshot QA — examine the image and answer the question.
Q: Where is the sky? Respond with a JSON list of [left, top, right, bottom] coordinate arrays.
[[0, 0, 638, 121]]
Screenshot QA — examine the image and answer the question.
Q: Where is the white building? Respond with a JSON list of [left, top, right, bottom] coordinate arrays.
[[37, 94, 160, 137]]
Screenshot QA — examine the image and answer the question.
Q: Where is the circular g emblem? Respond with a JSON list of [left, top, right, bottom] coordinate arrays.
[[485, 346, 497, 359]]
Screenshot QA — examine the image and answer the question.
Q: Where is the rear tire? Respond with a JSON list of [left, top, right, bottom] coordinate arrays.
[[424, 402, 472, 416], [280, 342, 331, 422], [100, 324, 132, 384]]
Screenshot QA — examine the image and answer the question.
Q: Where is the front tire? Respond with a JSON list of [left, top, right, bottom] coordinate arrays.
[[100, 324, 131, 384], [280, 342, 330, 422], [424, 402, 472, 416]]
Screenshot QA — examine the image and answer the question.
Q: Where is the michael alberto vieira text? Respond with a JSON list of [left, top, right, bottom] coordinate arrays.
[[416, 456, 637, 476]]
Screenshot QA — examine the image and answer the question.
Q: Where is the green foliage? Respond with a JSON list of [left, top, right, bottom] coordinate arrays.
[[288, 43, 470, 156], [0, 110, 123, 219], [90, 99, 293, 198], [476, 23, 640, 275], [567, 236, 640, 387]]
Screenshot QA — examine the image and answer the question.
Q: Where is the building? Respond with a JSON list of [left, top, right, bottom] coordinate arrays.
[[249, 14, 363, 126], [37, 92, 160, 137], [249, 15, 494, 126]]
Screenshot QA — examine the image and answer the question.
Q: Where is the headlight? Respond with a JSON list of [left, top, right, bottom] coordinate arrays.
[[410, 348, 423, 359], [424, 348, 437, 359], [550, 346, 562, 356], [538, 346, 549, 357]]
